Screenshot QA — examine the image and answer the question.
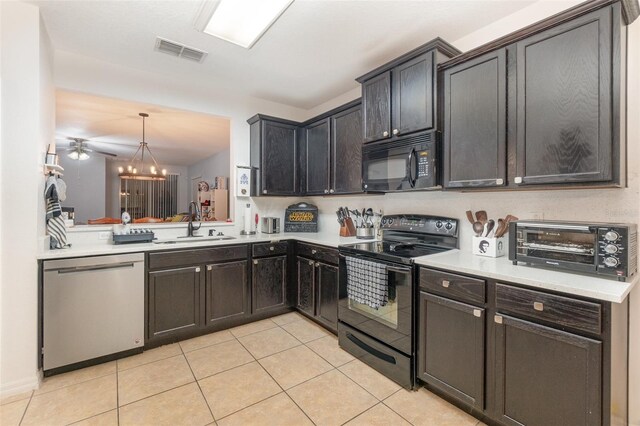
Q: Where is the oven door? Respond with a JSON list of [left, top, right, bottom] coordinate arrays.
[[362, 132, 436, 192], [338, 254, 413, 355], [515, 223, 598, 274]]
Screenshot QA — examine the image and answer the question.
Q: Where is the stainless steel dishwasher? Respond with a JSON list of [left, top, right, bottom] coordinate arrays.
[[43, 253, 144, 371]]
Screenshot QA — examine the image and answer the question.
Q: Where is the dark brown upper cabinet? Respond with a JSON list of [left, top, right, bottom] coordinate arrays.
[[514, 7, 615, 186], [441, 2, 630, 190], [299, 100, 364, 196], [443, 49, 507, 188], [248, 115, 299, 196], [357, 39, 461, 144]]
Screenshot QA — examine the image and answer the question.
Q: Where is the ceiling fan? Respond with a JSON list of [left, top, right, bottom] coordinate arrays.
[[64, 137, 117, 161]]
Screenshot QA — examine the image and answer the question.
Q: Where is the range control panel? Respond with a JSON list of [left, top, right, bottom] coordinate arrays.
[[380, 214, 458, 237]]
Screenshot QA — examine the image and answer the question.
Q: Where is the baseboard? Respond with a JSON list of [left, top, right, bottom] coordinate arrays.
[[0, 371, 41, 398]]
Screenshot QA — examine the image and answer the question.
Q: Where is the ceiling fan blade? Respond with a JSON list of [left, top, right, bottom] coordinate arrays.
[[93, 150, 118, 157]]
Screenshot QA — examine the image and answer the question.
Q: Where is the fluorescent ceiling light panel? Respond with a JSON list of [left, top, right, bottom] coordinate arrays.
[[202, 0, 293, 49]]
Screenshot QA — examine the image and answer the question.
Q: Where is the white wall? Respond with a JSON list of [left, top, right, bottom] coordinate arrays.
[[0, 1, 54, 395], [57, 152, 106, 223], [187, 149, 231, 202]]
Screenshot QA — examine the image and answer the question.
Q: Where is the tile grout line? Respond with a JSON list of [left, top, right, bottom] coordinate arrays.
[[64, 408, 117, 426], [115, 364, 120, 426], [380, 388, 418, 426], [179, 342, 217, 423], [31, 369, 115, 397], [17, 391, 34, 426]]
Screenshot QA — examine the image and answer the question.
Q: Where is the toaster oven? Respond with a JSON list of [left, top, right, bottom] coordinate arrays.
[[509, 221, 637, 281]]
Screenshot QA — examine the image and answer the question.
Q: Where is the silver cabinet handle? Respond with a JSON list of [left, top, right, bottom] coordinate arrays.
[[494, 315, 503, 324], [195, 267, 201, 273], [269, 246, 275, 251], [329, 189, 335, 194], [253, 260, 258, 265], [315, 262, 320, 267], [496, 178, 504, 185], [308, 260, 314, 266], [207, 265, 212, 271], [392, 129, 399, 135], [311, 249, 317, 254], [533, 302, 544, 311], [473, 309, 482, 318], [514, 177, 523, 184], [383, 131, 389, 137], [442, 280, 450, 288], [324, 189, 329, 194]]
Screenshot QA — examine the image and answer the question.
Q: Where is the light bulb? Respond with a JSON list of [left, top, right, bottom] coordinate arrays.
[[150, 166, 156, 174], [79, 152, 90, 161], [118, 166, 124, 173], [127, 165, 132, 172], [67, 151, 79, 160], [132, 168, 137, 174], [162, 169, 167, 176]]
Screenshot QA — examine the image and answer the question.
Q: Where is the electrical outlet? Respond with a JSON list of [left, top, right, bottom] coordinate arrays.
[[99, 232, 111, 240]]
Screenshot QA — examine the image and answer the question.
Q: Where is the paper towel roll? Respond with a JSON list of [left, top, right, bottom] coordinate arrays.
[[244, 204, 252, 234]]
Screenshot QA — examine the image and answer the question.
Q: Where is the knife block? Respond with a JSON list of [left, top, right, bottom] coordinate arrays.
[[340, 218, 357, 237]]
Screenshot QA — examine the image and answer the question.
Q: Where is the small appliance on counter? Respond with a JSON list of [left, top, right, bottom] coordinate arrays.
[[284, 202, 318, 232], [112, 228, 155, 244], [509, 220, 638, 281], [261, 217, 280, 234]]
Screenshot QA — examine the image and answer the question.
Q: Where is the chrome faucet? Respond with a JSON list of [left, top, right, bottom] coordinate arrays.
[[187, 201, 202, 237]]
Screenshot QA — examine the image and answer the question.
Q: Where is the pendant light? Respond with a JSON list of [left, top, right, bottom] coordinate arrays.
[[118, 113, 167, 180]]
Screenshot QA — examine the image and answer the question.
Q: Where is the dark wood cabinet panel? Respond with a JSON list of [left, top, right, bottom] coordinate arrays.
[[362, 71, 391, 143], [393, 52, 434, 136], [316, 263, 338, 331], [204, 261, 248, 327], [419, 269, 486, 305], [296, 257, 315, 316], [515, 7, 612, 185], [332, 105, 363, 194], [262, 120, 299, 195], [494, 314, 602, 426], [418, 292, 485, 409], [252, 242, 289, 258], [148, 266, 202, 340], [304, 119, 331, 195], [148, 245, 248, 270], [252, 255, 287, 313], [297, 243, 339, 265], [444, 49, 507, 188]]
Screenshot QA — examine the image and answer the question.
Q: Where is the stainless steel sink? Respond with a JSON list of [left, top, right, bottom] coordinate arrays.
[[153, 235, 236, 244]]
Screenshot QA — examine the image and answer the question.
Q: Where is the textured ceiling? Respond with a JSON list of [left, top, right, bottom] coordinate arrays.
[[32, 0, 540, 110], [56, 90, 230, 166]]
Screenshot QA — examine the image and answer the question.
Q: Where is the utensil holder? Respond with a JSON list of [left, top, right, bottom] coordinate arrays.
[[472, 236, 506, 257], [339, 218, 357, 237], [356, 227, 375, 239]]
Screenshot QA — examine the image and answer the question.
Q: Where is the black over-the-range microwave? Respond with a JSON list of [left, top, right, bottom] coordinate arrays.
[[362, 131, 439, 192], [509, 221, 638, 281]]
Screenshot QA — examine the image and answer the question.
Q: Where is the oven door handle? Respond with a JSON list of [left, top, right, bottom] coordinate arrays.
[[407, 148, 416, 188], [387, 265, 412, 275], [346, 333, 397, 365]]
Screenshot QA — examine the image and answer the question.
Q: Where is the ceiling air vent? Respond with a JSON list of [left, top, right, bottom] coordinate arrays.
[[155, 37, 207, 63]]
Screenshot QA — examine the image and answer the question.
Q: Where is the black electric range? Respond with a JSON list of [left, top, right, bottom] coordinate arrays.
[[337, 214, 459, 389]]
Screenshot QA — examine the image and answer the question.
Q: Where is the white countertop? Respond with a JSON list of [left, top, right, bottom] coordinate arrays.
[[39, 235, 635, 303], [37, 231, 370, 260], [414, 249, 636, 303]]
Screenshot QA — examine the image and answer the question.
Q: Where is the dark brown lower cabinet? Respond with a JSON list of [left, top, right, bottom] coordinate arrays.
[[252, 255, 287, 313], [205, 260, 249, 328], [148, 266, 202, 340], [494, 314, 602, 426], [316, 262, 338, 330], [297, 257, 315, 316], [418, 292, 485, 409]]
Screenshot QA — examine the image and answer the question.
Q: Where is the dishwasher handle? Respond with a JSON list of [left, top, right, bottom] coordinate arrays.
[[55, 262, 138, 274]]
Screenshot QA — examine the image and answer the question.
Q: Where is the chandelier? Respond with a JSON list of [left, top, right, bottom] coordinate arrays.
[[118, 113, 167, 180]]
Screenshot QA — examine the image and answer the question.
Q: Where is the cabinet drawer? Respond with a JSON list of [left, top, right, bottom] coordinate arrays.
[[148, 245, 248, 270], [252, 241, 288, 257], [495, 284, 602, 335], [297, 242, 339, 265], [419, 269, 485, 305]]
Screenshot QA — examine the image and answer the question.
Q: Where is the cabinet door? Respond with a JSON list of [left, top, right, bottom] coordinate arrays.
[[297, 257, 315, 316], [515, 7, 612, 185], [262, 120, 298, 195], [332, 105, 363, 194], [362, 71, 391, 143], [444, 50, 506, 188], [252, 255, 287, 313], [418, 292, 485, 409], [494, 314, 602, 426], [392, 52, 434, 136], [316, 262, 338, 332], [204, 260, 248, 328], [303, 119, 331, 195], [148, 266, 202, 340]]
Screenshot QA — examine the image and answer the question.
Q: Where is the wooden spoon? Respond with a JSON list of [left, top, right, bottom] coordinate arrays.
[[493, 218, 505, 237], [475, 210, 488, 225], [465, 210, 475, 225], [497, 215, 519, 237]]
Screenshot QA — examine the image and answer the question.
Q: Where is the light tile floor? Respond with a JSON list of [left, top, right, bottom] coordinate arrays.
[[1, 312, 485, 426]]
